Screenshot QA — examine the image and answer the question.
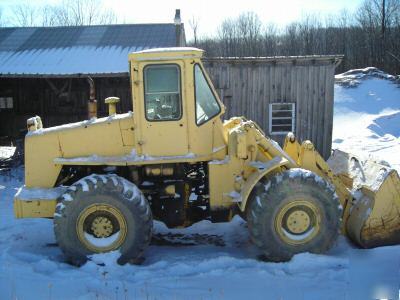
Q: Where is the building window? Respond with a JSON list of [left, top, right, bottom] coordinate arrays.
[[0, 97, 13, 109], [144, 64, 182, 121], [269, 103, 295, 135]]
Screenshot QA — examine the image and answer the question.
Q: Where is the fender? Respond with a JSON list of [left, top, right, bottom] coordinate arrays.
[[239, 156, 290, 212]]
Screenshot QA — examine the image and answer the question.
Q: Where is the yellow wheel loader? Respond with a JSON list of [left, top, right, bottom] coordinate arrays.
[[14, 48, 400, 265]]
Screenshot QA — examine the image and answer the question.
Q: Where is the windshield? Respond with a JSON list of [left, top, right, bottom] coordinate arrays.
[[194, 64, 221, 125]]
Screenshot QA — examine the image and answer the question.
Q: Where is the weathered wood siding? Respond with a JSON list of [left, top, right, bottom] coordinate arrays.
[[203, 57, 337, 159]]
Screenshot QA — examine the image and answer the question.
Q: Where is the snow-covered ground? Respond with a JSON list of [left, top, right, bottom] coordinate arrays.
[[0, 67, 399, 300], [334, 67, 400, 170]]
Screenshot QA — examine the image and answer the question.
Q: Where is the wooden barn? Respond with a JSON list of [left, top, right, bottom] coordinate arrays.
[[204, 56, 342, 159], [0, 14, 341, 158]]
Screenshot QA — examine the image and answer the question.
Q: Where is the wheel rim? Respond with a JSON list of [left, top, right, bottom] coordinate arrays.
[[275, 200, 321, 245], [76, 204, 128, 253]]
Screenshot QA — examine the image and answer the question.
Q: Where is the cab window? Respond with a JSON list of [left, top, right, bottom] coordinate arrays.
[[194, 64, 221, 125], [144, 65, 182, 121]]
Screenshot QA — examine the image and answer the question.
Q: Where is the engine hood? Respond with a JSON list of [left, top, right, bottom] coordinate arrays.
[[25, 112, 135, 188]]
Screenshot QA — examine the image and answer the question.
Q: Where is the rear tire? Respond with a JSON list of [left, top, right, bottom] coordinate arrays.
[[54, 174, 153, 266], [247, 168, 341, 262]]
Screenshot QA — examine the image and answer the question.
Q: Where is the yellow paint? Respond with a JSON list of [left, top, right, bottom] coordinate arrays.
[[275, 200, 321, 245], [76, 203, 127, 253], [283, 136, 351, 219], [105, 97, 120, 115], [238, 156, 289, 212], [286, 211, 311, 234], [14, 199, 56, 218]]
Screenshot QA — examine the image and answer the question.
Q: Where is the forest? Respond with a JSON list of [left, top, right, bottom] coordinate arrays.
[[191, 0, 400, 74]]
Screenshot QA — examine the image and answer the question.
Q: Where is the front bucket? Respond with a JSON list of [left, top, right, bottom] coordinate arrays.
[[328, 150, 400, 248]]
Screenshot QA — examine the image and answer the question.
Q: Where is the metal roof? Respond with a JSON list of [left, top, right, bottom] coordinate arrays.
[[0, 24, 180, 77]]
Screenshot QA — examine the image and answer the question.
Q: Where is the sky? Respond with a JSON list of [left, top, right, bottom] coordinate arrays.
[[0, 0, 364, 40]]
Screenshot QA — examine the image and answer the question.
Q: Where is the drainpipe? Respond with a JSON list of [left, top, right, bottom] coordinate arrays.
[[87, 76, 97, 119]]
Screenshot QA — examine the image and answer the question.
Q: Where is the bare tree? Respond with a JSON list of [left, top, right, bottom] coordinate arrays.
[[216, 12, 263, 57], [9, 0, 117, 27], [237, 12, 262, 55], [45, 0, 116, 26], [356, 0, 400, 67], [189, 16, 200, 45], [217, 18, 238, 56], [263, 23, 279, 56], [194, 1, 400, 74], [11, 2, 39, 26], [0, 8, 4, 27]]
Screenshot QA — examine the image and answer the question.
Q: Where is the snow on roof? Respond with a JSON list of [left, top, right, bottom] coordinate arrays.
[[0, 24, 181, 76], [335, 67, 400, 88], [134, 47, 203, 54]]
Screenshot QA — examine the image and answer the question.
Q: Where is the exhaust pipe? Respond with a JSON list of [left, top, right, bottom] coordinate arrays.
[[87, 76, 97, 119]]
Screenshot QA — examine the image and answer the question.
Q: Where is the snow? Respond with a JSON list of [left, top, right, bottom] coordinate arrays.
[[267, 136, 297, 165], [55, 149, 196, 165], [287, 168, 335, 192], [333, 70, 400, 171], [75, 176, 90, 192], [141, 181, 154, 186], [0, 146, 16, 160], [264, 181, 271, 192], [134, 47, 203, 54], [15, 185, 67, 201], [212, 145, 226, 153], [27, 116, 43, 131], [28, 112, 133, 136], [255, 196, 262, 208], [0, 67, 399, 300], [61, 193, 73, 201], [227, 191, 242, 202], [84, 232, 121, 248], [249, 156, 282, 171], [335, 67, 398, 88], [189, 192, 198, 201], [209, 155, 229, 165], [282, 227, 316, 241], [119, 176, 141, 202]]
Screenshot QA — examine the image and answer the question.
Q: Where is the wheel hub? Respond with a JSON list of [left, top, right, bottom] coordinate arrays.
[[76, 204, 128, 253], [275, 200, 321, 245], [286, 210, 311, 234], [91, 216, 114, 238]]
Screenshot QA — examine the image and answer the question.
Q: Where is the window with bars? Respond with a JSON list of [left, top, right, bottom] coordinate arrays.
[[269, 103, 295, 135], [0, 97, 13, 110]]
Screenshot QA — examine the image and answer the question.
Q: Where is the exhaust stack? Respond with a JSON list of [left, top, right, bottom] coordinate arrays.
[[87, 76, 97, 119]]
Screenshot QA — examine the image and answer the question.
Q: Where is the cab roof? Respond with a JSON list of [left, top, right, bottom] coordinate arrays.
[[129, 47, 204, 61]]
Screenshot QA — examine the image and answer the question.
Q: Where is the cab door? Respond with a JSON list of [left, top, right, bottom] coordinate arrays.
[[137, 62, 189, 157]]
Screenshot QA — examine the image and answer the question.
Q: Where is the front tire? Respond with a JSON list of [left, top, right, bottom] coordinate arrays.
[[54, 174, 153, 266], [247, 168, 341, 262]]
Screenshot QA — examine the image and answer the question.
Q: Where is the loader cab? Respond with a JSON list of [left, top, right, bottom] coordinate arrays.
[[129, 48, 226, 158]]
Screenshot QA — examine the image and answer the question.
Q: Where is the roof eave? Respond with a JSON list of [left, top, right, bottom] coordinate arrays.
[[204, 55, 344, 66]]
